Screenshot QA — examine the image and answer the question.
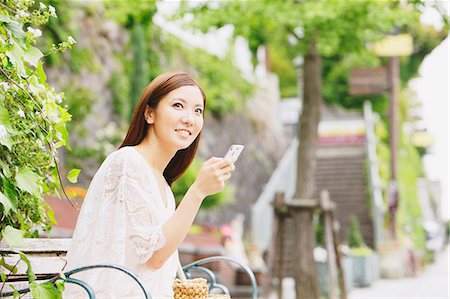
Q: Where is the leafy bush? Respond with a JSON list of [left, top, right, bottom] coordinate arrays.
[[315, 215, 325, 246], [348, 215, 366, 249], [0, 0, 77, 242]]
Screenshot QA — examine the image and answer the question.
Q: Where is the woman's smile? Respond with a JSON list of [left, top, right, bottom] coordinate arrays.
[[175, 128, 192, 137]]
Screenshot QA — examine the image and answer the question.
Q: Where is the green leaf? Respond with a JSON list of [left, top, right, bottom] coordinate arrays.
[[17, 251, 36, 283], [47, 208, 57, 225], [0, 14, 12, 23], [0, 105, 11, 129], [58, 107, 71, 123], [67, 169, 80, 184], [0, 191, 14, 215], [31, 281, 61, 299], [15, 167, 42, 197], [55, 278, 65, 293], [5, 42, 25, 74], [5, 22, 26, 44], [36, 61, 47, 83], [0, 136, 13, 150], [54, 122, 70, 150], [0, 256, 18, 274], [0, 160, 12, 178], [2, 179, 18, 207], [2, 225, 25, 247], [24, 47, 43, 67]]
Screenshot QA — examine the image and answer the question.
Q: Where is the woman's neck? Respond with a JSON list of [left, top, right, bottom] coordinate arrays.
[[134, 136, 176, 176]]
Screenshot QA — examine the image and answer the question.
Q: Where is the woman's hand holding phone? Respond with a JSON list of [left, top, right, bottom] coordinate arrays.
[[191, 145, 243, 199]]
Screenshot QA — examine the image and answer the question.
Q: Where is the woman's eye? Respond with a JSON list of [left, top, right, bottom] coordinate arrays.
[[173, 103, 183, 108], [195, 108, 203, 114]]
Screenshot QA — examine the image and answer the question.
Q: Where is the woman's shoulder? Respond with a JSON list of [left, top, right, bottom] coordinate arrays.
[[100, 146, 143, 180], [105, 146, 142, 167]]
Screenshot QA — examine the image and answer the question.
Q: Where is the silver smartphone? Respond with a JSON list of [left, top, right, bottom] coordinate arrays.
[[224, 144, 244, 163]]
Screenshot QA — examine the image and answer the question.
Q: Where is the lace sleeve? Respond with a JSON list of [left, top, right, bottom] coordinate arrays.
[[106, 153, 166, 265]]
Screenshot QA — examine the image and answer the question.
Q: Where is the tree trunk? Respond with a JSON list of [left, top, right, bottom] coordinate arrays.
[[293, 39, 322, 299]]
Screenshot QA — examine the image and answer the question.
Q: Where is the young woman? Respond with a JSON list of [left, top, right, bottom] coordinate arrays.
[[64, 72, 235, 298]]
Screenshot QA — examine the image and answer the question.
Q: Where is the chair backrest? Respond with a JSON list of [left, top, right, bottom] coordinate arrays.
[[0, 239, 151, 298]]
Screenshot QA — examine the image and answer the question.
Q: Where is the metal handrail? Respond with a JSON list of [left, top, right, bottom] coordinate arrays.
[[363, 100, 384, 249]]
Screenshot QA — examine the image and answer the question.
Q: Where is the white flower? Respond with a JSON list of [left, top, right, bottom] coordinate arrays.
[[49, 5, 57, 18], [17, 109, 25, 118], [36, 140, 46, 150], [41, 107, 47, 118], [27, 27, 42, 38], [0, 82, 9, 91], [16, 10, 30, 18], [67, 36, 76, 45], [39, 2, 46, 9], [55, 94, 62, 104], [0, 125, 7, 139]]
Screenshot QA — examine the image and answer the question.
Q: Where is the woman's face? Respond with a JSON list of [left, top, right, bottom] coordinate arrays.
[[146, 85, 204, 151]]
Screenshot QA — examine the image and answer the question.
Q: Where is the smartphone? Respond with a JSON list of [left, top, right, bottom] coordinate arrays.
[[224, 144, 244, 163]]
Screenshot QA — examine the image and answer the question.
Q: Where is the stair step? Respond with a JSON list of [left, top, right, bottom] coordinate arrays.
[[317, 170, 364, 174], [317, 163, 364, 167], [315, 191, 368, 198]]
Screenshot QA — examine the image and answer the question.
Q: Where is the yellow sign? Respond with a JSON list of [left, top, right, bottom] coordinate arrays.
[[373, 34, 413, 57], [411, 131, 434, 147]]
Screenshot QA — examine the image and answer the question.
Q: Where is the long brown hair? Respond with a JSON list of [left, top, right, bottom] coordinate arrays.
[[119, 71, 206, 186]]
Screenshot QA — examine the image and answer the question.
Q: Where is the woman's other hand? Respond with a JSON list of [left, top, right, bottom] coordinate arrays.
[[190, 157, 235, 199]]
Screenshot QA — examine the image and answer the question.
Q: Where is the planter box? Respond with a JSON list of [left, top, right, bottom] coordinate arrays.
[[350, 254, 374, 287], [370, 253, 380, 281], [379, 247, 407, 279], [316, 256, 353, 296]]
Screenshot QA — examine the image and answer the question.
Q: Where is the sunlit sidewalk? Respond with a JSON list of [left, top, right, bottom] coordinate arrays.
[[265, 245, 449, 299], [349, 245, 449, 299]]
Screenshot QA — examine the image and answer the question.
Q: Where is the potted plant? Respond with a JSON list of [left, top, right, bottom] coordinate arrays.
[[348, 215, 378, 287]]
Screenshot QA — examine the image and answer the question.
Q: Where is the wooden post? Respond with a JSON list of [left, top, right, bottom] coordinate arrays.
[[320, 190, 348, 299], [332, 217, 348, 299], [263, 207, 278, 297], [321, 190, 338, 299], [277, 213, 285, 299], [263, 192, 289, 299]]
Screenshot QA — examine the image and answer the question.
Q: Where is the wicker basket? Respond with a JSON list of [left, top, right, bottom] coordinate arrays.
[[173, 278, 209, 299]]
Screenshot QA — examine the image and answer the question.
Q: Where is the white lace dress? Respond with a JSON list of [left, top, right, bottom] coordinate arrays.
[[64, 146, 178, 298]]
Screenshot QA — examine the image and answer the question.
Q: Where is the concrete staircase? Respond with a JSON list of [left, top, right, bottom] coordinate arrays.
[[314, 143, 374, 248]]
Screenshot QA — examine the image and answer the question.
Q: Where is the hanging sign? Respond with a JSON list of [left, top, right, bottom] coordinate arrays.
[[349, 67, 390, 95]]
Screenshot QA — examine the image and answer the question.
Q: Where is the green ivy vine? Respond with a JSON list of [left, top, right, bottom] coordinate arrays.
[[0, 0, 77, 256]]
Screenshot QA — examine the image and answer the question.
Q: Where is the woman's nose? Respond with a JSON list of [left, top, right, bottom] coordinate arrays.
[[181, 111, 194, 125]]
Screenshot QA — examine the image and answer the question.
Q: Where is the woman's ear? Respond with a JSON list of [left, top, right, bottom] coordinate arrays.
[[144, 106, 154, 125]]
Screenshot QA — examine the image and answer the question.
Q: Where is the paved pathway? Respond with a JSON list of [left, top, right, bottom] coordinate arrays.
[[267, 245, 449, 299], [349, 245, 449, 299]]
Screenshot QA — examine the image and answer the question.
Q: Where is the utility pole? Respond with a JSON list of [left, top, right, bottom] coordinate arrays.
[[388, 56, 400, 239], [373, 33, 413, 240]]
